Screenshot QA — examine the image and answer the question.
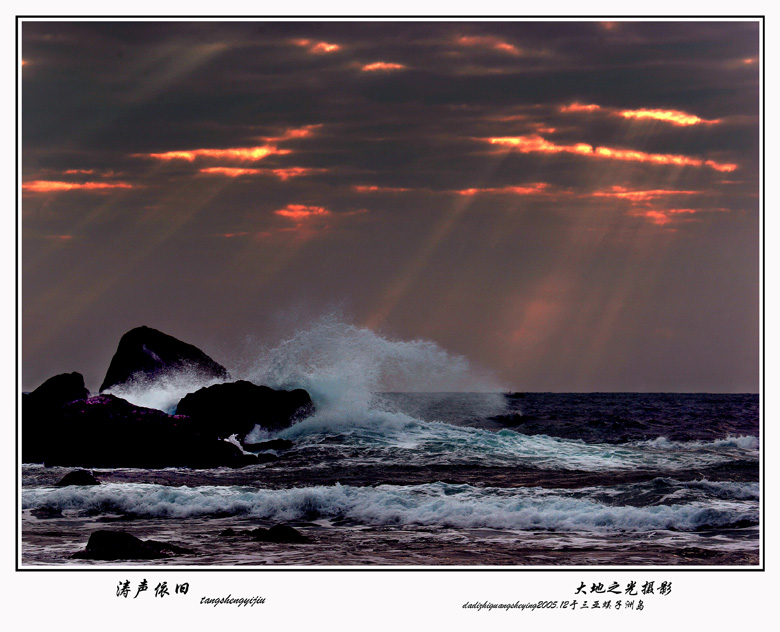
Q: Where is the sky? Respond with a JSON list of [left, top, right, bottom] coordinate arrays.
[[20, 19, 761, 393]]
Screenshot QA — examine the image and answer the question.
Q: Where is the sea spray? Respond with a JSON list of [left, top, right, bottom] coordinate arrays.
[[243, 314, 504, 404], [104, 369, 227, 414]]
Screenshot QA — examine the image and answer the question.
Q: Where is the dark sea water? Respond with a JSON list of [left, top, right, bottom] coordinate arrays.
[[21, 391, 760, 567]]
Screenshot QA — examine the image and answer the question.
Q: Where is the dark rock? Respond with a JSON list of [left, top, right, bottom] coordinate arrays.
[[251, 524, 309, 544], [56, 469, 100, 486], [175, 380, 314, 438], [143, 539, 195, 555], [31, 506, 63, 519], [254, 453, 280, 463], [23, 372, 90, 463], [43, 394, 249, 469], [29, 372, 90, 405], [99, 326, 229, 392], [71, 530, 193, 560], [220, 528, 237, 537], [243, 439, 294, 452], [505, 392, 526, 399]]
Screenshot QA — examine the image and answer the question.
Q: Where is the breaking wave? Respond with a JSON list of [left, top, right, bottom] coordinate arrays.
[[23, 481, 758, 532]]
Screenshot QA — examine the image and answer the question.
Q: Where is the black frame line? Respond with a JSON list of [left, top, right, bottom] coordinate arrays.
[[14, 13, 766, 574]]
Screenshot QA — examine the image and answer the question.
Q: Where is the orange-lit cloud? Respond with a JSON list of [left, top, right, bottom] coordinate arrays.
[[560, 103, 602, 113], [312, 42, 340, 53], [560, 101, 720, 127], [353, 185, 412, 193], [262, 124, 322, 142], [199, 167, 263, 177], [457, 35, 521, 56], [619, 108, 720, 126], [361, 62, 405, 72], [743, 58, 757, 64], [274, 204, 331, 220], [487, 134, 737, 172], [23, 180, 134, 192], [704, 160, 738, 172], [454, 183, 550, 196], [589, 186, 699, 202], [292, 39, 341, 54], [143, 145, 289, 162], [632, 208, 701, 225], [200, 166, 325, 180], [272, 167, 324, 180], [63, 169, 96, 175]]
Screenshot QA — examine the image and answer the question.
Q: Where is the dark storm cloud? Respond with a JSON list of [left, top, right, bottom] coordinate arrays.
[[21, 19, 760, 392]]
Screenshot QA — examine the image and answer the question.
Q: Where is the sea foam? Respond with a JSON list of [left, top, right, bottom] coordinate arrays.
[[23, 481, 758, 532]]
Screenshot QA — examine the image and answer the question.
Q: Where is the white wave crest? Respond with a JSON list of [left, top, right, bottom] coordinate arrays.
[[632, 435, 759, 451], [23, 482, 758, 532]]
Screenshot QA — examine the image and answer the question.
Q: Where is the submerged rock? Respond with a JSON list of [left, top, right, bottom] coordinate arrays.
[[251, 524, 310, 544], [99, 326, 229, 392], [175, 380, 314, 438], [56, 469, 100, 486], [31, 506, 63, 519], [243, 439, 294, 452], [72, 530, 194, 560]]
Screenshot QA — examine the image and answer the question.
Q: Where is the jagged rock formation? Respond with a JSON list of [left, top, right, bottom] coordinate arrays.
[[99, 326, 229, 392]]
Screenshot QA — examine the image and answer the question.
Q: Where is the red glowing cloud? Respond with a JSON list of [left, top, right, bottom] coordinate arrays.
[[559, 103, 603, 113], [455, 183, 550, 196], [199, 167, 263, 177], [457, 35, 521, 56], [23, 180, 134, 192], [274, 204, 331, 220], [141, 125, 319, 164], [143, 145, 289, 162], [361, 62, 405, 72], [589, 186, 699, 202], [619, 108, 720, 126], [292, 39, 341, 54], [353, 185, 412, 193], [262, 124, 322, 142], [272, 167, 324, 180], [487, 135, 737, 172], [560, 101, 720, 127], [633, 208, 701, 225], [199, 166, 324, 180]]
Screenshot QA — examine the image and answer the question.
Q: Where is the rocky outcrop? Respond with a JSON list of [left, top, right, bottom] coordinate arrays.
[[22, 328, 313, 469], [243, 439, 294, 452], [218, 524, 309, 543], [99, 326, 229, 392], [251, 524, 309, 544], [175, 380, 314, 439], [71, 530, 194, 560], [28, 372, 90, 405], [56, 469, 100, 486], [23, 372, 90, 463], [43, 394, 252, 469]]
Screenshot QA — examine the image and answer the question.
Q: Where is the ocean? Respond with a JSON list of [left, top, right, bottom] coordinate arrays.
[[20, 322, 760, 567]]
